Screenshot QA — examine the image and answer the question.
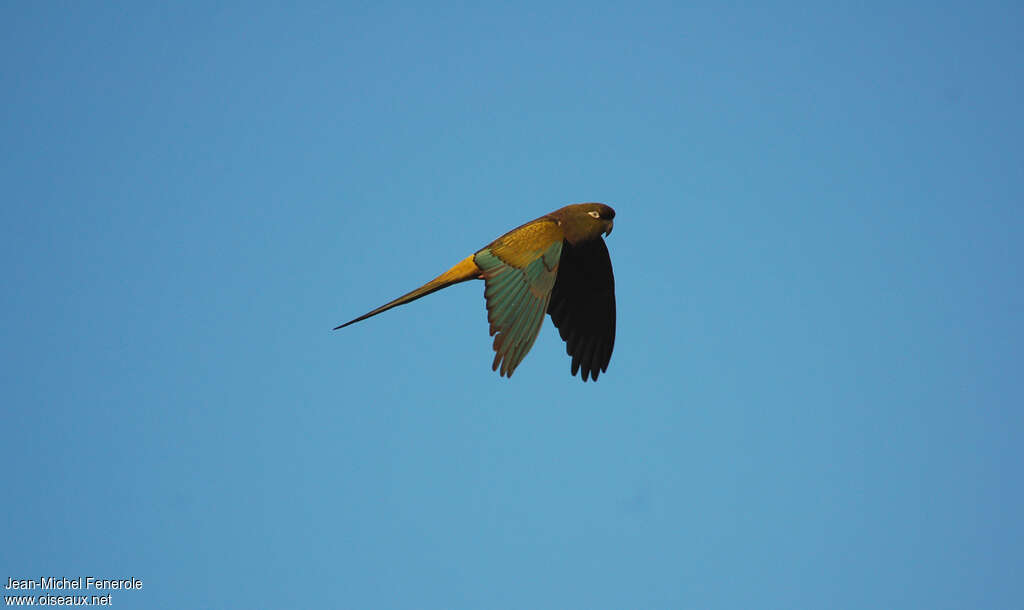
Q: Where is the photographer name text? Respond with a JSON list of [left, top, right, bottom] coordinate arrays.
[[5, 577, 142, 591]]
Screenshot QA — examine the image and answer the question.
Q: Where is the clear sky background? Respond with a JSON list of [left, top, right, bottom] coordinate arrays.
[[3, 2, 1022, 609]]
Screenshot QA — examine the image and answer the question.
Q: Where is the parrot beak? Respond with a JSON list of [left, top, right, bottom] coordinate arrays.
[[604, 219, 613, 236]]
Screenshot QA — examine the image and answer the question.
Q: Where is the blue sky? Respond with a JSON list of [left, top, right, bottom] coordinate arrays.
[[2, 2, 1022, 608]]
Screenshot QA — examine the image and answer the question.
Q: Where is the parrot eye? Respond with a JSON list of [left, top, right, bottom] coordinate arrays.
[[588, 210, 601, 219]]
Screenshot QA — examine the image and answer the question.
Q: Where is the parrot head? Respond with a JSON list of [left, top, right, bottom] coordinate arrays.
[[551, 202, 615, 244]]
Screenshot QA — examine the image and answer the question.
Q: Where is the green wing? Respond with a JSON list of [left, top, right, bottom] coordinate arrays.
[[474, 240, 563, 377]]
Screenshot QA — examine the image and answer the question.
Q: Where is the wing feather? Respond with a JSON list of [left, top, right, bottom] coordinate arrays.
[[547, 237, 616, 381], [475, 240, 562, 377]]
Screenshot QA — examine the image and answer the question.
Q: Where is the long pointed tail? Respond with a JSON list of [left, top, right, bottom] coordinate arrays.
[[333, 254, 483, 330]]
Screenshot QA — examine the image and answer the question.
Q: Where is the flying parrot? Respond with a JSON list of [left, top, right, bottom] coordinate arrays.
[[335, 203, 617, 381]]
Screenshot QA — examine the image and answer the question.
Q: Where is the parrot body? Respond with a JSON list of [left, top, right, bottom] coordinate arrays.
[[335, 203, 616, 381]]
